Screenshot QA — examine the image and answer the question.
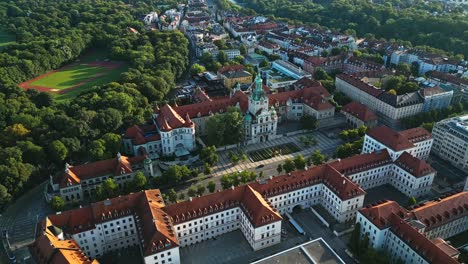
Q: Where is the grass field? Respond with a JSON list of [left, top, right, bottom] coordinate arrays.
[[30, 65, 106, 90], [19, 50, 127, 102], [0, 29, 15, 49]]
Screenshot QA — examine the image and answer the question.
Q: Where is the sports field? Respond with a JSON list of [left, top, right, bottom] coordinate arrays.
[[0, 29, 15, 49], [19, 51, 127, 101]]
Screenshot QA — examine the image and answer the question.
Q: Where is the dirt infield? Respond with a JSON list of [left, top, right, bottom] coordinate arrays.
[[18, 61, 124, 94]]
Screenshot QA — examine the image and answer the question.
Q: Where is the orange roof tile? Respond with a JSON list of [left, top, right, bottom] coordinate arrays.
[[156, 104, 186, 131], [329, 150, 392, 175], [366, 126, 415, 151], [341, 102, 378, 122], [394, 152, 435, 177]]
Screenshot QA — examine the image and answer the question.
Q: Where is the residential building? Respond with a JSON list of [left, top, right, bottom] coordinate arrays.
[[48, 154, 154, 204], [431, 115, 468, 172], [341, 102, 378, 129], [362, 125, 433, 161], [211, 49, 241, 60], [390, 48, 458, 74], [426, 71, 468, 104], [356, 192, 468, 264], [419, 86, 453, 112], [217, 64, 253, 89], [159, 9, 181, 31]]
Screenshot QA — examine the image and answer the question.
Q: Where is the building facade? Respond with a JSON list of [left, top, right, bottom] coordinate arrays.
[[431, 115, 468, 172], [362, 125, 433, 161], [341, 102, 378, 128], [218, 64, 253, 89], [49, 154, 154, 204], [356, 192, 468, 264]]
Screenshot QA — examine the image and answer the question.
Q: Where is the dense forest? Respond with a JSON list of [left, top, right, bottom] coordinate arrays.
[[237, 0, 468, 57], [0, 0, 189, 208]]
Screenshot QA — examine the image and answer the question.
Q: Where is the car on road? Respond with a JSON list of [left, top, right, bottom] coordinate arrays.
[[256, 164, 265, 169]]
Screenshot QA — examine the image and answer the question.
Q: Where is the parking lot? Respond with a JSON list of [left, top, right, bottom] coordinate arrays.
[[179, 208, 353, 264]]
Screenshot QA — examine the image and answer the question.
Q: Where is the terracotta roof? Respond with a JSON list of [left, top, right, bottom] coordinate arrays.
[[251, 165, 366, 201], [163, 185, 282, 228], [366, 126, 416, 151], [43, 190, 178, 257], [193, 89, 212, 103], [291, 77, 330, 98], [387, 213, 458, 264], [124, 124, 161, 145], [30, 218, 99, 264], [57, 155, 146, 188], [394, 152, 435, 177], [419, 86, 446, 97], [431, 238, 460, 258], [399, 127, 432, 144], [218, 64, 245, 74], [268, 84, 334, 111], [156, 104, 186, 132], [428, 71, 468, 86], [341, 102, 378, 122], [410, 192, 468, 231], [359, 200, 408, 229], [329, 150, 392, 176]]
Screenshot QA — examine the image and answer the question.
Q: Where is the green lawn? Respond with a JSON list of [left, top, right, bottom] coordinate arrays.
[[30, 64, 106, 90], [0, 29, 15, 49]]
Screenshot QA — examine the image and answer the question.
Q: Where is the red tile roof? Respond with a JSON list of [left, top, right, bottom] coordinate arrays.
[[329, 150, 392, 176], [156, 104, 187, 131], [43, 190, 178, 257], [366, 126, 424, 151], [218, 64, 245, 74], [30, 218, 99, 264], [57, 155, 146, 188], [387, 213, 458, 264], [394, 152, 435, 177], [359, 200, 408, 229], [410, 192, 468, 231], [251, 165, 365, 201], [341, 102, 378, 122], [291, 78, 330, 98], [428, 71, 468, 86], [268, 85, 334, 111], [399, 127, 432, 144], [163, 185, 282, 228], [124, 124, 161, 145]]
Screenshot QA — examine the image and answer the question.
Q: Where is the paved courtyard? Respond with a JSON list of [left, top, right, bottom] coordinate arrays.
[[212, 130, 342, 177], [179, 209, 354, 264]]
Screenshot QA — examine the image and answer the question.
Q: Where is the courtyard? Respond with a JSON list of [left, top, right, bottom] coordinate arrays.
[[179, 209, 353, 264]]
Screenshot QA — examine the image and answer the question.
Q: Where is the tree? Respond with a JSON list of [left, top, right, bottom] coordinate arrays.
[[191, 63, 206, 75], [89, 139, 107, 161], [132, 171, 147, 190], [203, 163, 212, 175], [206, 107, 244, 146], [396, 62, 411, 78], [411, 62, 420, 77], [178, 193, 185, 201], [311, 150, 326, 165], [168, 188, 178, 203], [349, 222, 361, 255], [408, 196, 417, 205], [196, 184, 206, 196], [239, 45, 247, 55], [294, 154, 306, 170], [313, 68, 331, 81], [259, 60, 269, 68], [283, 158, 295, 173], [276, 164, 283, 174], [162, 165, 191, 184], [207, 181, 216, 193], [421, 122, 434, 132], [200, 146, 218, 166], [49, 140, 68, 164], [187, 185, 197, 197], [0, 184, 12, 209], [50, 196, 65, 211], [217, 51, 228, 64], [102, 178, 118, 198]]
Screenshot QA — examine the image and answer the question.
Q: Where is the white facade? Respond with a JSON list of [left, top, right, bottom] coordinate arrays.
[[362, 134, 433, 161], [432, 115, 468, 172]]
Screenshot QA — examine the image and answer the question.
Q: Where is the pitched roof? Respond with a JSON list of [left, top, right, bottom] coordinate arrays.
[[124, 124, 161, 145], [268, 84, 334, 111], [428, 71, 468, 86], [419, 86, 447, 97], [359, 200, 408, 229], [341, 102, 378, 122], [218, 64, 245, 74], [410, 192, 468, 231], [43, 190, 178, 257], [329, 149, 392, 176], [156, 104, 187, 131], [366, 126, 431, 152], [30, 218, 99, 264], [336, 74, 383, 97], [163, 185, 282, 228], [394, 152, 435, 177], [57, 155, 146, 188]]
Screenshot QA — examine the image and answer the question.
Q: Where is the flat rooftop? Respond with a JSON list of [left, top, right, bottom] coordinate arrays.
[[251, 238, 345, 264]]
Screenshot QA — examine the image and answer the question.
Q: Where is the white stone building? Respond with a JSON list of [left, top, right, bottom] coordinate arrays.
[[431, 114, 468, 172], [362, 125, 433, 161], [356, 192, 468, 264]]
